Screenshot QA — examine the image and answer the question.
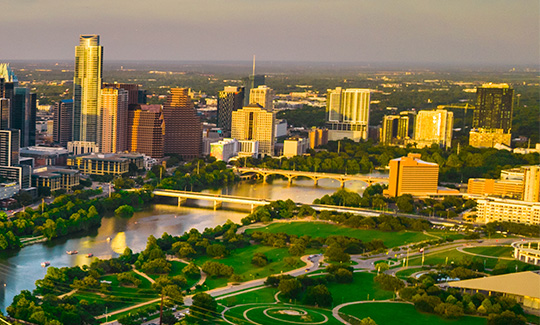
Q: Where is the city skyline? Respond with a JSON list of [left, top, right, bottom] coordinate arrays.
[[0, 0, 538, 65]]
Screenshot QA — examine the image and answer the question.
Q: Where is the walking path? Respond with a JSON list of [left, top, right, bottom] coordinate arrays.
[[132, 266, 155, 284], [57, 288, 78, 299]]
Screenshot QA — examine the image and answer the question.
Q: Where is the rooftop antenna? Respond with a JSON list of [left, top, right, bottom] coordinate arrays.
[[252, 55, 256, 76]]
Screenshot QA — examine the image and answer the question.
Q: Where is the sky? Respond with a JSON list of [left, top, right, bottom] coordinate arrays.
[[1, 0, 538, 65]]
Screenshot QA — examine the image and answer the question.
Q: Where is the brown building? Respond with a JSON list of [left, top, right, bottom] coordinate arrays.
[[128, 104, 165, 158], [308, 127, 328, 149], [385, 153, 439, 197], [467, 178, 524, 199], [163, 88, 202, 159], [100, 87, 128, 153], [103, 83, 140, 105], [53, 99, 73, 147]]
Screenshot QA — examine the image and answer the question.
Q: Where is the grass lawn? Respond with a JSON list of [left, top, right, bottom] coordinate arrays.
[[246, 222, 432, 248], [324, 272, 394, 304], [462, 246, 513, 258], [194, 245, 305, 290], [73, 271, 158, 314], [426, 230, 466, 241], [339, 302, 486, 325], [224, 303, 342, 325], [98, 302, 161, 323], [217, 286, 279, 307]]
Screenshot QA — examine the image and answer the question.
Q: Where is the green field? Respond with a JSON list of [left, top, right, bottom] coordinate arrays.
[[194, 245, 304, 289], [322, 272, 393, 304], [217, 286, 279, 307], [245, 222, 434, 248], [462, 246, 513, 258], [339, 302, 486, 325], [224, 303, 342, 325]]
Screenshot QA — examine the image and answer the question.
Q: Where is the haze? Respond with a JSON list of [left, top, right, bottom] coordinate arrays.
[[1, 0, 538, 65]]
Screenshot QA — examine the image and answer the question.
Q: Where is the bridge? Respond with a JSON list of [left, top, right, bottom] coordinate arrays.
[[235, 167, 388, 188], [153, 189, 271, 212]]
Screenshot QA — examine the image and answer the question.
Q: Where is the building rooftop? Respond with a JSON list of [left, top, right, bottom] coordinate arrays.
[[442, 271, 540, 299], [20, 146, 69, 156], [33, 166, 79, 178]]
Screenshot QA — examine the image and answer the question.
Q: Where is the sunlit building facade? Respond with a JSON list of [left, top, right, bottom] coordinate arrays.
[[326, 87, 370, 142], [100, 87, 128, 153], [231, 104, 275, 156], [413, 109, 453, 148]]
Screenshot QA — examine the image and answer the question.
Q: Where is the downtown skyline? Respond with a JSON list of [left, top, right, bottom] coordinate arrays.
[[0, 0, 538, 65]]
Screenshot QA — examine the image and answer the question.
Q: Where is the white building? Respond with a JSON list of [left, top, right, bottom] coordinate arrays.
[[326, 87, 370, 142], [413, 109, 453, 148], [275, 119, 288, 138], [476, 197, 540, 225], [210, 138, 239, 162]]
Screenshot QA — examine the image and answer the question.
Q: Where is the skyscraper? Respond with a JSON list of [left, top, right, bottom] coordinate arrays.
[[231, 104, 275, 156], [217, 86, 244, 133], [0, 129, 19, 167], [128, 104, 165, 158], [0, 98, 9, 130], [11, 87, 36, 147], [73, 35, 103, 144], [162, 88, 202, 159], [414, 109, 453, 148], [249, 85, 274, 110], [381, 111, 415, 145], [326, 87, 370, 142], [385, 153, 439, 197], [243, 75, 265, 106], [103, 83, 140, 105], [53, 99, 73, 147], [100, 87, 128, 153]]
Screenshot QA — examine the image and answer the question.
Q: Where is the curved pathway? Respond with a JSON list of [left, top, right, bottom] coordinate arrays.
[[456, 246, 514, 260], [132, 266, 155, 284]]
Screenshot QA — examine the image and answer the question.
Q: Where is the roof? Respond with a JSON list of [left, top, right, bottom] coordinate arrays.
[[442, 271, 540, 299]]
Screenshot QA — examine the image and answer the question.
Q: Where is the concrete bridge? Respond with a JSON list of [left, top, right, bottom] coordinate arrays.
[[153, 189, 271, 212], [236, 167, 388, 187]]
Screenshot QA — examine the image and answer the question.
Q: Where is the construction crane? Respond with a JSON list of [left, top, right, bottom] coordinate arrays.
[[437, 103, 476, 130]]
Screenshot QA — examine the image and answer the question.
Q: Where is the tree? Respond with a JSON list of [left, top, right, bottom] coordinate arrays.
[[303, 284, 333, 307], [487, 311, 526, 325], [182, 262, 200, 278], [434, 302, 464, 319], [115, 205, 134, 218], [206, 243, 228, 258], [189, 293, 218, 320], [288, 243, 306, 256], [251, 253, 268, 267], [278, 278, 302, 299], [396, 194, 414, 213], [324, 245, 350, 263], [374, 274, 404, 292], [360, 318, 378, 325]]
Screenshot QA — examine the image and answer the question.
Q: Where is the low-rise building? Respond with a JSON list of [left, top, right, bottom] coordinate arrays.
[[467, 178, 524, 199], [275, 119, 288, 138], [283, 137, 310, 158], [32, 167, 80, 192], [469, 128, 511, 148], [68, 153, 131, 176], [476, 197, 540, 225], [0, 182, 20, 200], [20, 146, 69, 167], [210, 138, 239, 162]]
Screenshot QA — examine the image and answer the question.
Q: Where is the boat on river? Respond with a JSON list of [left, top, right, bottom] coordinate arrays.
[[66, 250, 78, 255], [41, 262, 50, 267], [86, 253, 93, 258]]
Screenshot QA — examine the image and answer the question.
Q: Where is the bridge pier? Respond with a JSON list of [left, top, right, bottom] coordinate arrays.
[[213, 200, 222, 211], [287, 176, 293, 185], [339, 180, 345, 188], [177, 197, 187, 207], [313, 178, 318, 186], [263, 174, 268, 184]]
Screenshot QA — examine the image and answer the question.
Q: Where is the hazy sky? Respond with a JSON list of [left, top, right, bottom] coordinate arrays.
[[1, 0, 538, 65]]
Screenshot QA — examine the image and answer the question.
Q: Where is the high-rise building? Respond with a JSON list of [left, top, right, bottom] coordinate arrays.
[[413, 109, 453, 148], [243, 74, 265, 106], [308, 127, 329, 149], [217, 86, 244, 133], [73, 35, 103, 144], [249, 85, 274, 110], [11, 87, 36, 147], [385, 153, 439, 197], [0, 130, 19, 167], [523, 166, 540, 203], [100, 87, 128, 153], [128, 104, 165, 158], [0, 98, 9, 130], [325, 87, 370, 142], [53, 99, 73, 147], [231, 104, 275, 156], [381, 111, 416, 146], [103, 83, 140, 105], [162, 88, 202, 159]]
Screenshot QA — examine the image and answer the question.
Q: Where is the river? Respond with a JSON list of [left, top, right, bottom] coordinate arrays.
[[0, 176, 382, 311]]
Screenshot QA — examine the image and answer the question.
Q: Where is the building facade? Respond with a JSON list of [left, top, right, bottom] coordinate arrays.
[[20, 146, 69, 167], [53, 99, 73, 147], [381, 111, 415, 145], [523, 165, 540, 202], [385, 153, 439, 197], [68, 153, 131, 176], [243, 74, 265, 106], [283, 137, 310, 158], [162, 88, 202, 159], [467, 178, 524, 199], [414, 109, 453, 148], [217, 86, 244, 133], [0, 130, 19, 167], [210, 138, 239, 162], [128, 104, 165, 158], [476, 197, 540, 225], [308, 127, 328, 149], [100, 87, 128, 153], [249, 85, 274, 110], [73, 35, 103, 145], [32, 167, 80, 192], [326, 87, 370, 142], [231, 104, 275, 156]]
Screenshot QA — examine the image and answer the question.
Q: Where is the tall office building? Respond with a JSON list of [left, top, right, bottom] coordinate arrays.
[[11, 87, 36, 147], [0, 64, 18, 84], [0, 98, 9, 130], [381, 111, 415, 145], [100, 87, 128, 153], [231, 104, 275, 156], [249, 85, 274, 110], [243, 74, 265, 106], [53, 99, 73, 147], [0, 130, 19, 167], [128, 104, 165, 158], [414, 109, 453, 148], [217, 86, 244, 133], [73, 35, 103, 144], [469, 83, 514, 148], [325, 87, 370, 142], [162, 88, 202, 159], [103, 83, 140, 105]]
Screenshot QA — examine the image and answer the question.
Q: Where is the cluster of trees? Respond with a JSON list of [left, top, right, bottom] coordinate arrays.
[[265, 274, 333, 307], [399, 273, 528, 324], [156, 159, 239, 192], [276, 105, 326, 128], [318, 209, 431, 232], [231, 139, 538, 183], [485, 221, 539, 238], [135, 235, 172, 274]]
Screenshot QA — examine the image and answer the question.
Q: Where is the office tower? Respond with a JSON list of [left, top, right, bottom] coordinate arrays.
[[138, 89, 148, 104], [385, 153, 439, 197], [128, 104, 165, 158], [162, 88, 202, 159], [53, 99, 73, 147], [325, 87, 370, 142], [523, 166, 540, 202], [381, 111, 415, 145], [103, 83, 139, 105], [0, 98, 9, 130], [469, 83, 514, 148], [243, 75, 265, 106], [308, 127, 328, 149], [0, 130, 19, 167], [100, 87, 128, 153], [413, 109, 453, 148], [249, 85, 274, 110], [73, 35, 103, 144], [217, 86, 244, 133], [231, 104, 275, 156], [11, 88, 36, 147], [0, 64, 18, 84]]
